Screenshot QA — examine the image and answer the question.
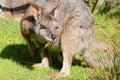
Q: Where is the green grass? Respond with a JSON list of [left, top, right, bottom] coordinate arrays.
[[0, 14, 120, 80], [95, 14, 120, 43], [92, 15, 120, 80], [0, 18, 92, 80]]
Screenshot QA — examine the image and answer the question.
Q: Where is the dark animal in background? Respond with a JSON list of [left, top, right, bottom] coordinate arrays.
[[0, 0, 34, 21]]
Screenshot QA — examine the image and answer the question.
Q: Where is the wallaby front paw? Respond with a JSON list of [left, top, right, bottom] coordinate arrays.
[[48, 72, 69, 79]]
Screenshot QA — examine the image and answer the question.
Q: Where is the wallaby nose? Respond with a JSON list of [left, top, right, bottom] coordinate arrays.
[[51, 34, 56, 41]]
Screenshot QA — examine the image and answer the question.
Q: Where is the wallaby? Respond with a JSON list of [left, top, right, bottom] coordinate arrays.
[[21, 0, 103, 78]]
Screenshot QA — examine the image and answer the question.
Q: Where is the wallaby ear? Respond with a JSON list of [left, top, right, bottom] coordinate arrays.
[[31, 3, 41, 20], [50, 6, 57, 16], [48, 7, 56, 20]]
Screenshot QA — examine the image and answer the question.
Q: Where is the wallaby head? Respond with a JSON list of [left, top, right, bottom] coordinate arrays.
[[31, 2, 58, 43]]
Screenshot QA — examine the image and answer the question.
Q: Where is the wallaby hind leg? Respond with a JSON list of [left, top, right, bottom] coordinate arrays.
[[48, 50, 73, 79], [60, 51, 73, 76]]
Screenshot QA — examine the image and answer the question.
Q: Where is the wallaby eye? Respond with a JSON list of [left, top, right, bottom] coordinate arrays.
[[40, 25, 46, 29], [55, 26, 59, 29]]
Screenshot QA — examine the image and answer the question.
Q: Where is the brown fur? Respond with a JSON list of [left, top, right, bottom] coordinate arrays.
[[21, 0, 105, 79]]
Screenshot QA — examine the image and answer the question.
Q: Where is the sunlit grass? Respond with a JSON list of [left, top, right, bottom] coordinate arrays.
[[0, 14, 120, 80], [0, 18, 92, 80], [91, 15, 120, 80]]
